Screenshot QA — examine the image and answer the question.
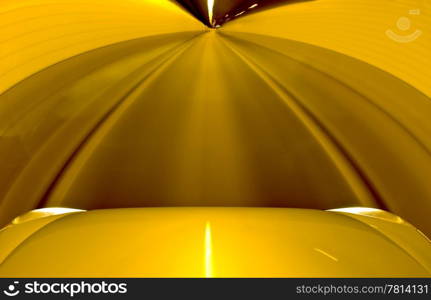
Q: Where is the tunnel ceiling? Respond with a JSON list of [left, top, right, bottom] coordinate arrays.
[[175, 0, 314, 27], [0, 0, 430, 237]]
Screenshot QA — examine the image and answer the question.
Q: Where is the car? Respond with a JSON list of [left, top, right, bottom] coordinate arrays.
[[0, 206, 430, 277]]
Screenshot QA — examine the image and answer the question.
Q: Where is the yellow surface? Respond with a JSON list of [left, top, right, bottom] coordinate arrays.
[[0, 0, 431, 277], [0, 207, 430, 277], [1, 23, 431, 235], [0, 0, 204, 93], [224, 0, 431, 97]]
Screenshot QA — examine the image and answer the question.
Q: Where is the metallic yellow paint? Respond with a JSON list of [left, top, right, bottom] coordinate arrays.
[[1, 25, 431, 235], [0, 207, 430, 277], [224, 0, 431, 97], [0, 0, 204, 93], [0, 0, 431, 277]]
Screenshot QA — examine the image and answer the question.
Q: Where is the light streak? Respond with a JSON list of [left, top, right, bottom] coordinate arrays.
[[207, 0, 215, 26], [314, 248, 339, 262], [205, 222, 213, 277]]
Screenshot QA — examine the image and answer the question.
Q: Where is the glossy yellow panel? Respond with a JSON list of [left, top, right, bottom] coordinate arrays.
[[0, 208, 84, 264], [44, 31, 372, 211], [216, 31, 431, 236], [0, 0, 204, 92], [1, 26, 430, 236], [329, 207, 431, 273], [223, 0, 431, 97], [0, 1, 430, 274], [0, 32, 202, 225], [0, 208, 429, 277], [0, 214, 72, 265]]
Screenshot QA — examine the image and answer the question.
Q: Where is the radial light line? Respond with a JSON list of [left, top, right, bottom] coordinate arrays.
[[207, 0, 214, 26], [40, 35, 201, 207], [314, 248, 339, 262], [217, 33, 376, 208], [205, 222, 213, 277]]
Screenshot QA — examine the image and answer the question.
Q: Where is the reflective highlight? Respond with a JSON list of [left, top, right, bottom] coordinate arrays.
[[0, 0, 430, 279], [314, 248, 339, 262], [0, 0, 430, 238], [0, 207, 430, 277], [207, 0, 215, 26], [205, 222, 213, 277], [11, 208, 85, 225]]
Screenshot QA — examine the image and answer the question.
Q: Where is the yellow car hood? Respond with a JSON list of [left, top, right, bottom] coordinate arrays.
[[0, 207, 430, 277]]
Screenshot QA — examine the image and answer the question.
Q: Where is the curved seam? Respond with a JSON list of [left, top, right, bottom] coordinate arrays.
[[0, 32, 200, 136], [0, 33, 201, 214], [0, 30, 204, 95], [218, 33, 382, 208], [220, 30, 431, 103], [0, 26, 201, 79], [36, 34, 201, 208], [332, 212, 431, 274], [219, 31, 431, 157], [0, 212, 84, 266]]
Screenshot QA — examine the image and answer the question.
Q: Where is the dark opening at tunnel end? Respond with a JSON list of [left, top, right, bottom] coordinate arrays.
[[175, 0, 316, 28]]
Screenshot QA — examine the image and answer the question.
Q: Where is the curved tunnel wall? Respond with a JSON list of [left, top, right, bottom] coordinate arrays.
[[0, 0, 431, 236]]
